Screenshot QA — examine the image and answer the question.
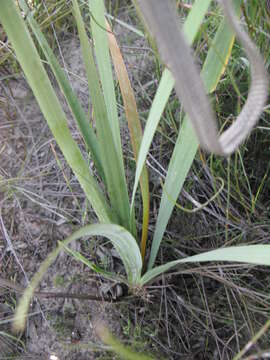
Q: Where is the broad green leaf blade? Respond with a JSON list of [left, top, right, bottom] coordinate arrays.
[[148, 4, 240, 269], [0, 1, 113, 224], [18, 0, 105, 183], [202, 11, 240, 93], [138, 0, 268, 155], [73, 0, 131, 229], [88, 0, 123, 161], [147, 123, 198, 271], [131, 0, 212, 209], [106, 20, 149, 260], [13, 224, 142, 331], [141, 245, 270, 285], [87, 0, 131, 229]]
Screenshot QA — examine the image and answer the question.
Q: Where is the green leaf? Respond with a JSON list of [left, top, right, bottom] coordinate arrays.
[[147, 122, 199, 271], [73, 0, 131, 228], [131, 0, 212, 210], [141, 245, 270, 285], [13, 224, 142, 331], [107, 20, 149, 260], [18, 0, 105, 182], [148, 3, 240, 269], [88, 0, 123, 160], [0, 1, 113, 223], [87, 0, 132, 230], [59, 242, 126, 283]]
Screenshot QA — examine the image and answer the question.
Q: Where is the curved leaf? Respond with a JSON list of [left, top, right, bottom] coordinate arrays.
[[13, 224, 142, 331], [148, 8, 239, 269], [141, 245, 270, 285], [0, 1, 113, 223], [18, 0, 105, 182], [131, 0, 212, 210]]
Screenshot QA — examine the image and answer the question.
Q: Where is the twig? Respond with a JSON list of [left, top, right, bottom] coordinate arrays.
[[0, 278, 121, 302]]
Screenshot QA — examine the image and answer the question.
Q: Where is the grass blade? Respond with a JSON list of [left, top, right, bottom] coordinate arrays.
[[88, 0, 123, 161], [106, 20, 149, 261], [0, 0, 113, 223], [131, 0, 212, 209], [18, 0, 105, 182], [73, 0, 131, 229], [148, 4, 240, 269], [141, 245, 270, 285], [13, 224, 142, 331], [60, 242, 126, 283]]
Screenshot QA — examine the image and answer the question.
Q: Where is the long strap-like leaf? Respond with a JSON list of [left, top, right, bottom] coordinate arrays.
[[13, 224, 142, 331], [148, 11, 238, 270], [131, 0, 211, 211], [88, 0, 133, 231], [141, 245, 270, 285], [136, 0, 268, 156], [72, 0, 131, 229], [106, 21, 149, 262], [0, 0, 113, 223], [18, 0, 105, 183]]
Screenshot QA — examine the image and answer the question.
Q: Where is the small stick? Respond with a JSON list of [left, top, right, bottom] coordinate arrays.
[[0, 278, 119, 302]]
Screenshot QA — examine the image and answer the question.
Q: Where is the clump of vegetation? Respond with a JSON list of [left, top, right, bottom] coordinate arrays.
[[0, 0, 269, 358]]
